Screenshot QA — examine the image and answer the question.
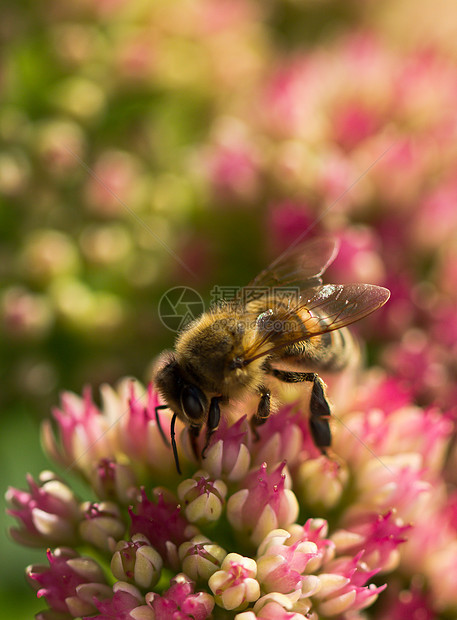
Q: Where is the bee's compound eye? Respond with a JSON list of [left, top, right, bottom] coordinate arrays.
[[180, 385, 206, 421]]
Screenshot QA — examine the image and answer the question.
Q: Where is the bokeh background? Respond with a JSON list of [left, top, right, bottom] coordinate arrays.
[[2, 0, 457, 617]]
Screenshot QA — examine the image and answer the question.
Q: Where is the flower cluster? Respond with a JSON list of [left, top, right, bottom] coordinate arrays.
[[6, 375, 456, 618]]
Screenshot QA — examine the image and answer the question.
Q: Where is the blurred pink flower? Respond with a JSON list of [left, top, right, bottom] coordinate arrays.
[[266, 201, 315, 254], [85, 151, 142, 217]]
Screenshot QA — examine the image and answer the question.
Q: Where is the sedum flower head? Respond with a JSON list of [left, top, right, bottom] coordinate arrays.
[[179, 535, 227, 582], [178, 470, 228, 525], [202, 416, 251, 482], [313, 553, 386, 616], [128, 487, 198, 571], [79, 501, 126, 552], [6, 375, 455, 618], [257, 528, 322, 597], [111, 533, 163, 589], [6, 471, 82, 548], [27, 547, 112, 618], [91, 458, 138, 506], [227, 461, 299, 546], [208, 553, 260, 611], [146, 573, 215, 620]]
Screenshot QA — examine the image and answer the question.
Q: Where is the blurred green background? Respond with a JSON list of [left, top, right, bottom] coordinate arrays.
[[2, 0, 457, 616]]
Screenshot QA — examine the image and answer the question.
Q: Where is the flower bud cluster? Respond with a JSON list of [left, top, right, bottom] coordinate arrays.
[[6, 376, 455, 618]]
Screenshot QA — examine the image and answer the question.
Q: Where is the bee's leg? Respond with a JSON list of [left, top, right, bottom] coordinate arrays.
[[250, 387, 271, 441], [154, 404, 170, 447], [268, 368, 331, 453], [202, 397, 222, 459], [308, 378, 332, 455]]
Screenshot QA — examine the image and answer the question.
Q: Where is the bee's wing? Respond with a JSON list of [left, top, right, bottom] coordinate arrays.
[[243, 236, 340, 291], [242, 283, 390, 364]]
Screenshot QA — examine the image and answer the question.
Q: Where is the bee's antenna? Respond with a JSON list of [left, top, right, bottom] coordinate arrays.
[[154, 405, 170, 447], [170, 412, 182, 475]]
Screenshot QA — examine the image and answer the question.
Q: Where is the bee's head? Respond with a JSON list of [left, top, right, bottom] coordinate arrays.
[[154, 353, 208, 426]]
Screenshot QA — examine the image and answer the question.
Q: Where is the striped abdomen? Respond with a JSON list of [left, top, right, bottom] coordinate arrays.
[[278, 326, 360, 372]]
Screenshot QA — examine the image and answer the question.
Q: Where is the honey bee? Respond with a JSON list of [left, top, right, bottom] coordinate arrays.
[[154, 236, 390, 473]]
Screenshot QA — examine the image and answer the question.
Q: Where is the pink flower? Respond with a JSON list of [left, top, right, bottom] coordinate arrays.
[[332, 101, 381, 151], [251, 405, 305, 469], [286, 519, 335, 572], [111, 534, 163, 589], [42, 387, 115, 473], [10, 373, 449, 618], [202, 415, 251, 481], [79, 501, 126, 552], [262, 60, 314, 137], [198, 123, 260, 202], [27, 547, 111, 618], [42, 380, 178, 480], [115, 35, 156, 82], [256, 529, 319, 595], [348, 454, 431, 523], [90, 458, 138, 505], [377, 583, 434, 620], [128, 488, 196, 570], [208, 553, 260, 610], [352, 373, 412, 416], [331, 511, 411, 572], [383, 333, 442, 404], [414, 177, 457, 249], [266, 201, 315, 254], [6, 471, 81, 547], [335, 373, 453, 475], [1, 286, 52, 339], [316, 151, 356, 210], [238, 593, 313, 620], [190, 0, 255, 35], [423, 539, 457, 611], [374, 268, 416, 338], [114, 381, 177, 477], [210, 145, 258, 199], [178, 535, 227, 582], [177, 470, 227, 525], [314, 553, 386, 616], [147, 574, 214, 620], [227, 462, 299, 546], [84, 150, 142, 217], [88, 582, 147, 620], [294, 456, 349, 510], [327, 227, 386, 286]]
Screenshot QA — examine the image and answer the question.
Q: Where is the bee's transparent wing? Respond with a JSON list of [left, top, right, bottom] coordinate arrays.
[[243, 236, 340, 291], [242, 283, 390, 364]]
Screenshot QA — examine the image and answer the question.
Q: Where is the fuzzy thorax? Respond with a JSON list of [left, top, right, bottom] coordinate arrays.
[[175, 311, 269, 399]]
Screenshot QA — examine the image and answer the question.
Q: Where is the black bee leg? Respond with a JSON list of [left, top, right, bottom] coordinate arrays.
[[269, 368, 332, 454], [308, 377, 332, 454], [202, 397, 222, 459], [250, 388, 271, 441], [154, 404, 170, 447]]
